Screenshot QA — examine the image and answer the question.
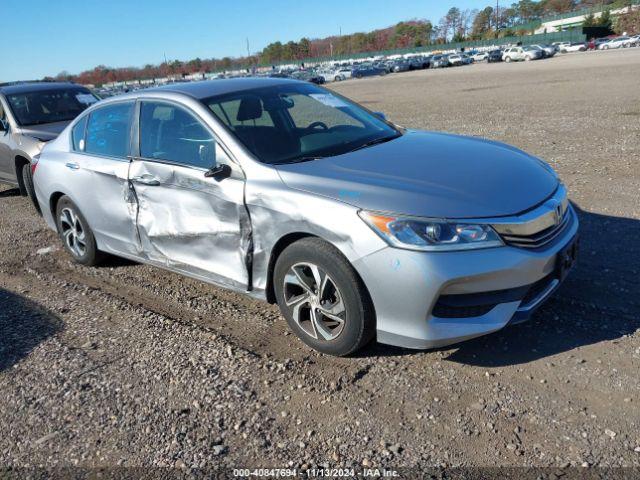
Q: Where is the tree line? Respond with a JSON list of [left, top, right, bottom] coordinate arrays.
[[52, 0, 636, 86]]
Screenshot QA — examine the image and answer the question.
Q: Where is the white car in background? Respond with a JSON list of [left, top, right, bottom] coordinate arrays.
[[598, 37, 634, 49], [472, 51, 489, 61], [318, 68, 351, 82], [448, 54, 464, 66], [502, 46, 542, 62], [560, 42, 587, 53]]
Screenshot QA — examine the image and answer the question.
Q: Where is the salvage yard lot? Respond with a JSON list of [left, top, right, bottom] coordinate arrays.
[[1, 48, 639, 471]]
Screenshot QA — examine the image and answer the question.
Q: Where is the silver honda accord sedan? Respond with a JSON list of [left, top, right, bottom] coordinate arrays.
[[33, 78, 578, 356]]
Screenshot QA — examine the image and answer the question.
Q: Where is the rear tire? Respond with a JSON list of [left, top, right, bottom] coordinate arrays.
[[274, 238, 375, 356], [55, 196, 104, 266], [21, 163, 37, 204]]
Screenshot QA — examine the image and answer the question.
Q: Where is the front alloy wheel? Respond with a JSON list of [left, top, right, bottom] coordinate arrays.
[[274, 237, 375, 356], [283, 262, 346, 341]]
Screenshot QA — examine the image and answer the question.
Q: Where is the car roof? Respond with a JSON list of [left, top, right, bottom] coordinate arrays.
[[144, 77, 307, 100], [0, 81, 87, 95]]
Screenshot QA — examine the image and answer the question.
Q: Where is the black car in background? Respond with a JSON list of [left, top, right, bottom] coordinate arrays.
[[431, 54, 450, 68], [352, 64, 387, 78], [487, 49, 503, 63]]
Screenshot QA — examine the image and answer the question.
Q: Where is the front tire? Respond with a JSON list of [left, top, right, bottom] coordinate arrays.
[[274, 238, 375, 356], [55, 196, 104, 266], [505, 56, 512, 63]]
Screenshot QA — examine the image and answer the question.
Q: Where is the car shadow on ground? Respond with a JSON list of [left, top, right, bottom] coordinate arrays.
[[0, 187, 20, 198], [359, 204, 640, 365], [0, 289, 63, 372]]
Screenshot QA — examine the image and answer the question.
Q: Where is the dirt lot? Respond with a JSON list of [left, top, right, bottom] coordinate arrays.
[[1, 49, 639, 474]]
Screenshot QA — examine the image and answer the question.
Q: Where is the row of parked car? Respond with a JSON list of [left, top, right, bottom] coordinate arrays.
[[91, 32, 640, 100]]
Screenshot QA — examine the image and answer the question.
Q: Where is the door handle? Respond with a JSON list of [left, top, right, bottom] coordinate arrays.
[[65, 162, 80, 170], [131, 175, 160, 186]]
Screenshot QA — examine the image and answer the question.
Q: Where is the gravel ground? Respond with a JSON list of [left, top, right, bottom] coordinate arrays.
[[0, 49, 639, 475]]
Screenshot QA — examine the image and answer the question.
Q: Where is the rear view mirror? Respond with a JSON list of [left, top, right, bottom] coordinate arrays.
[[373, 111, 387, 121]]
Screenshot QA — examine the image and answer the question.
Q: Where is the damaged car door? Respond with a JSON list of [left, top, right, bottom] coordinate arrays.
[[129, 100, 249, 290]]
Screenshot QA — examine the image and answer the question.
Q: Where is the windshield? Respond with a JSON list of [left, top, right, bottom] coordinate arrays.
[[6, 87, 99, 127], [203, 83, 400, 165]]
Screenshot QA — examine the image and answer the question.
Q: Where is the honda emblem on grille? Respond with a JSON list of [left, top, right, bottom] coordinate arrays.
[[553, 203, 563, 226]]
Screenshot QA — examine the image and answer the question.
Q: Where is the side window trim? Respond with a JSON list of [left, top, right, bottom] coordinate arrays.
[[75, 100, 135, 162], [135, 98, 240, 172]]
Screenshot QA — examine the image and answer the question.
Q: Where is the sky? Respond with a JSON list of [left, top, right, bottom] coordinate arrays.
[[1, 0, 489, 82]]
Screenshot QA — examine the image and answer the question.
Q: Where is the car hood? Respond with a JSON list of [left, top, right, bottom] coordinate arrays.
[[275, 130, 558, 219], [19, 120, 70, 142]]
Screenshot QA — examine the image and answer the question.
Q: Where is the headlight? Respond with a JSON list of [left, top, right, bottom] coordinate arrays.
[[359, 211, 503, 252]]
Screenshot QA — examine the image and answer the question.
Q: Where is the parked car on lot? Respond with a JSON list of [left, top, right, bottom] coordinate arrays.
[[408, 56, 431, 70], [290, 70, 325, 85], [560, 42, 587, 53], [472, 51, 489, 62], [529, 44, 556, 58], [448, 54, 465, 66], [599, 36, 637, 49], [0, 82, 98, 210], [389, 60, 411, 73], [487, 49, 503, 63], [318, 68, 352, 82], [552, 41, 570, 52], [352, 64, 386, 79], [502, 46, 542, 62], [430, 54, 450, 68], [34, 78, 578, 356]]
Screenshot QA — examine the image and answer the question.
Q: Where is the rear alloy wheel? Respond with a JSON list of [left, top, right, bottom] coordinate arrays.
[[274, 238, 374, 356], [55, 196, 103, 266]]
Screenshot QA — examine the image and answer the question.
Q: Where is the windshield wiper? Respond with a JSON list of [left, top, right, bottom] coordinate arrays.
[[348, 134, 400, 153]]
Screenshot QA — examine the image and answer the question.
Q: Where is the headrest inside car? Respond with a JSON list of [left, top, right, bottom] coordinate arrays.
[[236, 96, 263, 121]]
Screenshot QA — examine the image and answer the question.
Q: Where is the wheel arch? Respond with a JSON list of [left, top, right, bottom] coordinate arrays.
[[14, 155, 30, 195], [265, 232, 316, 304], [49, 191, 67, 228], [264, 232, 375, 320]]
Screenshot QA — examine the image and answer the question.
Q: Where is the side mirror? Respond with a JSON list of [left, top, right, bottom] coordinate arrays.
[[373, 111, 386, 121], [204, 163, 231, 181], [0, 118, 8, 132]]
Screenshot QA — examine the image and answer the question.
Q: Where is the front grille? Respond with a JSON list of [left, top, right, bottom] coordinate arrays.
[[431, 303, 497, 319], [432, 273, 558, 319], [520, 273, 554, 306], [501, 208, 573, 249]]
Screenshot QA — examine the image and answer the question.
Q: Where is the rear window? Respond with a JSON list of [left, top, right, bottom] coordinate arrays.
[[84, 102, 134, 158], [71, 115, 88, 151], [6, 88, 98, 127]]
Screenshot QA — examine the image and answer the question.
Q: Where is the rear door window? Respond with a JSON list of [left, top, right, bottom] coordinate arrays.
[[85, 102, 134, 158]]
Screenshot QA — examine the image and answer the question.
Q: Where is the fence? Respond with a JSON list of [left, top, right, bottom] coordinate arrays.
[[244, 30, 587, 71]]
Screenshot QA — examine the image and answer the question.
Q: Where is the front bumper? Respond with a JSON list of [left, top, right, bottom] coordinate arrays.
[[352, 206, 579, 350]]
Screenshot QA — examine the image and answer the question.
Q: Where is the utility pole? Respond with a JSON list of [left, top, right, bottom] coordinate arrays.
[[495, 0, 500, 38], [246, 38, 251, 57]]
